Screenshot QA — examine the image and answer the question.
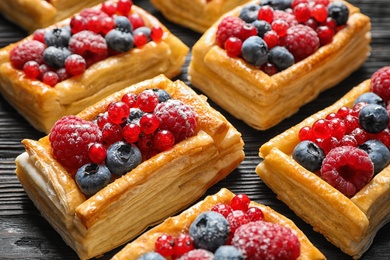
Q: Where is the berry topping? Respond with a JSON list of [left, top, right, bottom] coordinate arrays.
[[358, 104, 389, 134], [155, 234, 175, 257], [64, 54, 87, 76], [293, 140, 325, 172], [44, 27, 71, 47], [49, 115, 102, 168], [69, 30, 108, 65], [10, 40, 45, 70], [359, 140, 390, 175], [284, 24, 320, 61], [268, 46, 294, 70], [241, 36, 268, 67], [43, 46, 71, 69], [75, 164, 111, 196], [327, 2, 349, 26], [214, 245, 244, 259], [177, 249, 214, 260], [231, 221, 301, 260], [105, 141, 142, 176], [320, 146, 374, 197], [239, 4, 260, 23], [370, 66, 390, 101], [137, 252, 165, 260], [216, 16, 245, 48], [189, 211, 230, 252], [154, 99, 198, 142]]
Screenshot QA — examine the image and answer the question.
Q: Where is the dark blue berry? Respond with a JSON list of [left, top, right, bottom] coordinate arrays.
[[115, 16, 133, 32], [105, 29, 134, 52], [75, 164, 111, 196], [152, 89, 171, 103], [328, 2, 349, 26], [358, 104, 389, 133], [354, 92, 385, 107], [136, 252, 165, 260], [292, 140, 325, 172], [106, 141, 142, 175], [214, 245, 244, 260], [239, 4, 261, 23], [43, 46, 71, 69], [44, 27, 71, 47], [189, 211, 230, 252], [251, 20, 271, 37], [359, 140, 390, 175], [268, 46, 294, 71], [128, 108, 145, 124], [241, 36, 268, 67], [260, 0, 292, 10]]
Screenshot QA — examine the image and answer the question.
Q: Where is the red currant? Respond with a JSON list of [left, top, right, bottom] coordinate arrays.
[[65, 54, 86, 76], [128, 13, 145, 30], [291, 0, 309, 9], [42, 71, 59, 87], [107, 101, 130, 125], [56, 68, 70, 82], [154, 129, 175, 151], [88, 143, 107, 164], [239, 23, 258, 41], [100, 16, 115, 35], [337, 106, 351, 119], [137, 89, 159, 112], [312, 4, 328, 23], [304, 18, 319, 30], [134, 32, 149, 47], [102, 123, 123, 144], [155, 234, 175, 257], [246, 207, 264, 221], [137, 134, 154, 151], [230, 194, 250, 211], [151, 25, 164, 42], [23, 61, 40, 79], [258, 6, 274, 23], [226, 210, 250, 233], [101, 1, 117, 16], [116, 0, 132, 15], [294, 3, 311, 23], [263, 30, 279, 49], [121, 93, 137, 108], [351, 128, 369, 145], [173, 234, 194, 256], [317, 26, 335, 45], [32, 29, 45, 43], [339, 135, 358, 147], [96, 112, 110, 129], [271, 19, 289, 37], [139, 113, 160, 135], [298, 126, 314, 141], [260, 62, 279, 76], [211, 203, 233, 218], [312, 119, 332, 139], [224, 37, 242, 57], [122, 123, 141, 143]]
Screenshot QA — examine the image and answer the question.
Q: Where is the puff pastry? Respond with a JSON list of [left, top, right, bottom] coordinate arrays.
[[0, 2, 189, 134], [15, 75, 245, 260], [188, 0, 371, 130], [256, 80, 390, 258], [0, 0, 106, 32], [112, 188, 325, 260], [150, 0, 251, 33]]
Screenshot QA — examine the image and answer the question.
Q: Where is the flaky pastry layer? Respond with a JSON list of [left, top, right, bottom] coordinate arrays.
[[15, 75, 244, 259], [0, 2, 189, 134], [150, 0, 251, 33], [188, 0, 371, 130], [0, 0, 106, 32], [112, 188, 325, 260], [256, 80, 390, 259]]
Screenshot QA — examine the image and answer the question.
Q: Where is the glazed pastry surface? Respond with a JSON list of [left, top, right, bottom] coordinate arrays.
[[15, 75, 244, 259], [112, 188, 326, 260], [256, 80, 390, 258], [188, 0, 371, 130], [0, 3, 189, 133]]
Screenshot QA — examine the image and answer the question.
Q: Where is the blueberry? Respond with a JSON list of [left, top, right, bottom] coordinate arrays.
[[239, 4, 260, 23], [214, 245, 244, 260], [136, 252, 165, 260], [292, 140, 325, 172], [44, 27, 71, 47], [269, 46, 294, 71], [114, 16, 133, 32], [251, 20, 271, 38], [75, 164, 111, 196], [241, 36, 268, 67], [359, 140, 390, 174], [152, 88, 171, 103], [358, 104, 389, 133], [105, 29, 134, 52], [133, 26, 152, 40], [106, 141, 142, 176], [43, 46, 71, 69], [127, 108, 145, 124], [260, 0, 292, 10], [189, 211, 230, 252], [328, 2, 349, 26], [354, 92, 385, 107]]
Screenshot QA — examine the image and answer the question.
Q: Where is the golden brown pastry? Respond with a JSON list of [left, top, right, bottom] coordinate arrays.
[[112, 188, 325, 260], [0, 0, 107, 32], [150, 0, 251, 33], [15, 75, 245, 260], [256, 79, 390, 259], [188, 0, 371, 130], [0, 1, 189, 134]]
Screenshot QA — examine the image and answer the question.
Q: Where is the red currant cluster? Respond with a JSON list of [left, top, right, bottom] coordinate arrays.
[[298, 103, 390, 155], [153, 194, 265, 258], [10, 0, 164, 87]]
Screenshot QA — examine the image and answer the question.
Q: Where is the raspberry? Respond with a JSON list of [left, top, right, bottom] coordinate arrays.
[[10, 40, 45, 70], [154, 99, 197, 143], [68, 30, 108, 66], [320, 146, 374, 197], [231, 221, 301, 260], [370, 66, 390, 101], [284, 24, 320, 61], [177, 249, 214, 260], [216, 16, 245, 48], [273, 10, 299, 27], [49, 116, 102, 169]]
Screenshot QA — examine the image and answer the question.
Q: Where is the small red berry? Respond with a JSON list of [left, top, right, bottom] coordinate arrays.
[[294, 3, 311, 23], [155, 234, 175, 257], [102, 123, 123, 144], [224, 37, 242, 57], [239, 23, 258, 41], [246, 207, 264, 222], [312, 4, 328, 23], [96, 112, 110, 129], [121, 93, 137, 108], [226, 210, 250, 233], [138, 134, 154, 151], [122, 123, 141, 143], [116, 0, 132, 15], [312, 119, 332, 139], [32, 29, 45, 43], [260, 62, 279, 76], [23, 61, 40, 79], [134, 32, 149, 47], [42, 71, 59, 87], [258, 6, 274, 23], [137, 89, 159, 112], [88, 143, 107, 164], [107, 101, 130, 125], [101, 1, 117, 16], [317, 25, 334, 45], [271, 19, 289, 37], [263, 30, 279, 49], [230, 194, 251, 211], [299, 125, 314, 141], [139, 113, 160, 135], [128, 13, 145, 30], [173, 234, 194, 256], [211, 203, 233, 218], [151, 25, 164, 42], [65, 54, 86, 76], [154, 129, 175, 151]]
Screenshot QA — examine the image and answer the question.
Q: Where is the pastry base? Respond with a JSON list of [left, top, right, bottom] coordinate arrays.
[[112, 188, 326, 260], [15, 75, 244, 259], [0, 3, 189, 134], [0, 0, 106, 32], [150, 0, 251, 33], [188, 0, 371, 130], [256, 80, 390, 259]]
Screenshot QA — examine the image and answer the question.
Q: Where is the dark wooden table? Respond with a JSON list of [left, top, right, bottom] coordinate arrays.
[[1, 0, 390, 259]]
